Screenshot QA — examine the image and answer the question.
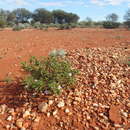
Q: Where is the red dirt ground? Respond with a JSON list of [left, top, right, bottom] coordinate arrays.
[[0, 28, 130, 130], [0, 28, 130, 79]]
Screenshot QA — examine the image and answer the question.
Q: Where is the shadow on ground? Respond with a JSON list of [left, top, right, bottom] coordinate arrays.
[[0, 81, 26, 108]]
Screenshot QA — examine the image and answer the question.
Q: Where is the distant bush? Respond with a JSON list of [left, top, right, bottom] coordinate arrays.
[[21, 53, 78, 95], [0, 19, 6, 28], [48, 23, 57, 27], [39, 24, 48, 31], [33, 22, 41, 29], [57, 24, 72, 30], [12, 23, 25, 31], [24, 23, 31, 28], [103, 21, 120, 29]]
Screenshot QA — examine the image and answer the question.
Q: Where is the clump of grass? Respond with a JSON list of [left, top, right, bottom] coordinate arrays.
[[21, 53, 78, 95]]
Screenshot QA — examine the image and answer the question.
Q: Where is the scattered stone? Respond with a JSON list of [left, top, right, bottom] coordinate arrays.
[[127, 103, 130, 108], [7, 116, 12, 121], [38, 102, 48, 113], [23, 110, 30, 118], [65, 108, 70, 113], [121, 111, 128, 118], [74, 97, 81, 102], [8, 108, 15, 115], [48, 100, 54, 106], [0, 104, 7, 114], [57, 101, 65, 108], [47, 112, 50, 117], [93, 103, 99, 107], [20, 127, 26, 130], [114, 124, 122, 127], [16, 118, 23, 128], [6, 125, 10, 129], [53, 110, 58, 116], [34, 116, 40, 122]]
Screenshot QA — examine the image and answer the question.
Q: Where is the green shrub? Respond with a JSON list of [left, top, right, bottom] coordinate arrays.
[[33, 22, 41, 29], [39, 24, 48, 31], [0, 19, 6, 28], [12, 23, 25, 31], [57, 24, 72, 30], [103, 21, 120, 29], [21, 54, 78, 95]]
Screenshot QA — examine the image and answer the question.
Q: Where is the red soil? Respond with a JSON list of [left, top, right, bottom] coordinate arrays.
[[0, 28, 130, 79], [0, 28, 130, 130]]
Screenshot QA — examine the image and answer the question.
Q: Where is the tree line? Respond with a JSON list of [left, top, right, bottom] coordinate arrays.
[[0, 8, 79, 25], [0, 8, 130, 29]]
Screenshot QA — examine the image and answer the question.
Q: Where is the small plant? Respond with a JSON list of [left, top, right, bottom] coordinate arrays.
[[103, 21, 120, 29], [49, 49, 67, 57], [33, 22, 41, 29], [0, 19, 6, 29], [12, 23, 25, 31], [39, 24, 48, 31], [57, 24, 72, 30], [21, 55, 78, 95]]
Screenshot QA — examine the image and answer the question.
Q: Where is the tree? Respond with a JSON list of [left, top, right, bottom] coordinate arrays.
[[65, 13, 79, 23], [52, 10, 67, 24], [32, 8, 53, 24], [7, 12, 16, 23], [0, 9, 9, 27], [12, 8, 31, 23], [106, 13, 118, 22], [52, 10, 79, 24], [0, 9, 10, 21], [124, 9, 130, 28]]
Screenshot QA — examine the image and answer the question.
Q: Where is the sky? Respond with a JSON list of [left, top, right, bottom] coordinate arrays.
[[0, 0, 130, 21]]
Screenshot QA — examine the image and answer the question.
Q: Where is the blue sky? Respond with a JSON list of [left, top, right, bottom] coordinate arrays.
[[0, 0, 130, 21]]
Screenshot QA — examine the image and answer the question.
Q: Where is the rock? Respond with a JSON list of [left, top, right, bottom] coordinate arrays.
[[47, 112, 50, 117], [57, 101, 65, 108], [114, 124, 122, 127], [6, 125, 10, 129], [34, 116, 40, 122], [127, 103, 130, 108], [0, 104, 7, 114], [65, 108, 70, 113], [109, 105, 122, 124], [74, 97, 81, 102], [8, 108, 15, 115], [20, 127, 26, 130], [23, 110, 30, 118], [53, 110, 58, 116], [7, 116, 12, 121], [31, 112, 37, 119], [48, 100, 54, 105], [121, 111, 128, 118], [38, 102, 48, 113], [93, 103, 99, 107], [16, 119, 23, 128]]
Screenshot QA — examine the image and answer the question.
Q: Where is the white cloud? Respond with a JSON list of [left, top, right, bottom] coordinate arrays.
[[4, 0, 29, 6], [91, 0, 105, 6], [90, 0, 130, 6], [0, 0, 85, 8], [39, 1, 85, 7], [40, 2, 64, 7]]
